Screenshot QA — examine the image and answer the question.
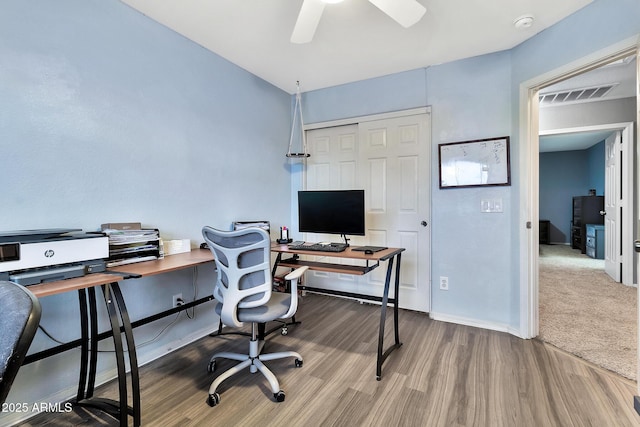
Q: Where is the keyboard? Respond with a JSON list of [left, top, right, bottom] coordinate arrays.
[[288, 242, 348, 252]]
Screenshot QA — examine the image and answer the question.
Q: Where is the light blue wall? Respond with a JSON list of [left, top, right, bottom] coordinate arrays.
[[587, 140, 606, 194], [303, 68, 428, 123], [427, 52, 513, 326], [509, 0, 640, 327], [303, 0, 640, 332], [302, 51, 517, 330], [0, 0, 291, 422], [511, 0, 640, 84], [1, 0, 292, 235], [539, 141, 605, 244], [539, 150, 591, 243], [2, 0, 639, 422]]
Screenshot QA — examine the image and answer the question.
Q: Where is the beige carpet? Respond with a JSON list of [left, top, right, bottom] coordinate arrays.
[[539, 244, 637, 380]]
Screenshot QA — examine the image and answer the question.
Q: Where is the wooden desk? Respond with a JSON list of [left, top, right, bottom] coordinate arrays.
[[27, 250, 214, 298], [271, 243, 405, 380], [25, 249, 214, 427]]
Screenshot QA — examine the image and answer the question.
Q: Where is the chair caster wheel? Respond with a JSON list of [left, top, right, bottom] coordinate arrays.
[[207, 392, 220, 407], [207, 361, 216, 373], [274, 390, 285, 402], [295, 359, 303, 368], [281, 327, 288, 335]]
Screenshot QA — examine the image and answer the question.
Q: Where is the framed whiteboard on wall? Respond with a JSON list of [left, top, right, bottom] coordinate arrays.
[[438, 136, 511, 189]]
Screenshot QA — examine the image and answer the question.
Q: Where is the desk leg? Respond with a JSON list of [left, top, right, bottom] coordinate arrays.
[[393, 253, 402, 347], [76, 283, 140, 427], [76, 287, 99, 401], [102, 283, 129, 427], [110, 283, 141, 426], [376, 254, 403, 381], [87, 286, 99, 398], [76, 288, 89, 401], [104, 282, 141, 427], [271, 252, 282, 278]]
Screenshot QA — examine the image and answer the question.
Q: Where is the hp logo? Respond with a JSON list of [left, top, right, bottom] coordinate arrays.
[[44, 249, 55, 258]]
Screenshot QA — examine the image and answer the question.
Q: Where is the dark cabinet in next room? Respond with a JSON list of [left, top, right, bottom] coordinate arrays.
[[571, 195, 604, 254]]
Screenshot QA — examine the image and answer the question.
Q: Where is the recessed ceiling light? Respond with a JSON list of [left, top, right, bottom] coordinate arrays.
[[514, 15, 535, 29]]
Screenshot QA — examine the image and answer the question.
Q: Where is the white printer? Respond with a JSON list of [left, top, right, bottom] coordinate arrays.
[[0, 228, 109, 285]]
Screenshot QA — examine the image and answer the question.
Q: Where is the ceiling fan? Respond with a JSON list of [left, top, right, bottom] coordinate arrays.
[[291, 0, 427, 44]]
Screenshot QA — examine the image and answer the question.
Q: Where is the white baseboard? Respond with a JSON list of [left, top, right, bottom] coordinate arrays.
[[430, 311, 524, 338]]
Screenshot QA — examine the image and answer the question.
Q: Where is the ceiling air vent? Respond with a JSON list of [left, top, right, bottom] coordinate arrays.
[[539, 83, 618, 106]]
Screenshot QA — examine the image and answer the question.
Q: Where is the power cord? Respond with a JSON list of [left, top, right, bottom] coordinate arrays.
[[36, 266, 204, 351]]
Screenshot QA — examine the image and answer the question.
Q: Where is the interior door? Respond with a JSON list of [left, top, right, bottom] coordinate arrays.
[[304, 113, 431, 313], [604, 131, 621, 281]]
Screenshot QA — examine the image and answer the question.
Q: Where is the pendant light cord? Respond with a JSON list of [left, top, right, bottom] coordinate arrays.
[[287, 81, 309, 157]]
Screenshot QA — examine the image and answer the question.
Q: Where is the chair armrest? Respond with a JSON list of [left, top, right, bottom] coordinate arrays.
[[284, 266, 308, 283], [280, 266, 308, 319]]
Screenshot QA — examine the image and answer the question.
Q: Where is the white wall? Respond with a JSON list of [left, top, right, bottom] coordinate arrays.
[[540, 97, 636, 131]]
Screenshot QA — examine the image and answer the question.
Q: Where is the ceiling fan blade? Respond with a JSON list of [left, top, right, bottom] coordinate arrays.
[[368, 0, 426, 28], [291, 0, 326, 44]]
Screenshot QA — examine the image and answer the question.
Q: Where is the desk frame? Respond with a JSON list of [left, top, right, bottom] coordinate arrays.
[[271, 244, 404, 380], [25, 250, 215, 427]]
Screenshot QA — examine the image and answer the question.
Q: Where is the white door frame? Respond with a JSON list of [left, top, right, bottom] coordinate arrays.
[[519, 36, 640, 339]]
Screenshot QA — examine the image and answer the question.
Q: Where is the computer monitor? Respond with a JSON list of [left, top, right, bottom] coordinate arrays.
[[297, 190, 365, 242]]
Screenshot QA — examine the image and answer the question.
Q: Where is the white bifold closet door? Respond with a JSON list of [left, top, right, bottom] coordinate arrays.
[[303, 112, 431, 313]]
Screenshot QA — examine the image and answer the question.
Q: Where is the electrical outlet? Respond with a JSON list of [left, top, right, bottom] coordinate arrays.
[[172, 293, 183, 308], [439, 276, 449, 291]]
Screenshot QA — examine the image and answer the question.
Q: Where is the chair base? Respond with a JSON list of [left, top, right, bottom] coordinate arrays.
[[206, 333, 302, 407]]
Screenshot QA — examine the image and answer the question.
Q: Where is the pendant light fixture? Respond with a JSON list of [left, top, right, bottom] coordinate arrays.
[[286, 81, 310, 158]]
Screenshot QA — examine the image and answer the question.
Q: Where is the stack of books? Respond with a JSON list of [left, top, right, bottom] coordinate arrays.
[[101, 223, 162, 267]]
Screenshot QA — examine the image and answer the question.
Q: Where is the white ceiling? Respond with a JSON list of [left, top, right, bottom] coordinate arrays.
[[120, 0, 594, 94], [118, 0, 635, 154]]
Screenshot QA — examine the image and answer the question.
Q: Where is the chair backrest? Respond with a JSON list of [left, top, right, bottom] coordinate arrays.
[[202, 226, 272, 328], [0, 281, 41, 404]]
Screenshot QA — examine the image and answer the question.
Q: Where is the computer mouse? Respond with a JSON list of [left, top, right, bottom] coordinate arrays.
[[200, 242, 209, 250], [365, 249, 373, 255]]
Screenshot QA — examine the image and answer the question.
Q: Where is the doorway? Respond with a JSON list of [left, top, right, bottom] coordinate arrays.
[[521, 41, 639, 382], [538, 122, 635, 379], [539, 123, 634, 285], [521, 40, 639, 337]]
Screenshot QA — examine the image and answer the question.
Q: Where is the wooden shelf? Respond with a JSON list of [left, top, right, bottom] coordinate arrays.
[[276, 258, 376, 275]]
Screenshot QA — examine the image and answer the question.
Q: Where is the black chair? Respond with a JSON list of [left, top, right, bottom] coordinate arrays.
[[0, 281, 41, 404]]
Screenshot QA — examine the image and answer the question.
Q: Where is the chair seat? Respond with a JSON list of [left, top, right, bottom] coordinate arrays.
[[214, 292, 292, 324]]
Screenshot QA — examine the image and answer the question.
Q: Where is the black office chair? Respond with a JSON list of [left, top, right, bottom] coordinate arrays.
[[0, 281, 41, 404], [201, 226, 307, 407]]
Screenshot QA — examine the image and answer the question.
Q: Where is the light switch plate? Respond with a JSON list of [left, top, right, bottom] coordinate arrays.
[[481, 198, 503, 213]]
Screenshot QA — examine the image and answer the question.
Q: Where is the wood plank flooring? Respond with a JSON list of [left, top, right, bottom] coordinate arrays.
[[21, 294, 640, 426]]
